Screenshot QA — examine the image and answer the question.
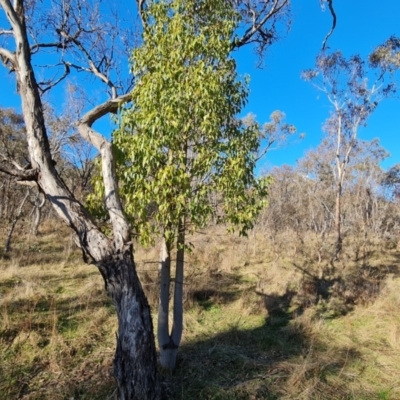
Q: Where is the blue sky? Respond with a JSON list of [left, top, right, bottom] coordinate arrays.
[[236, 0, 400, 172], [1, 0, 399, 172]]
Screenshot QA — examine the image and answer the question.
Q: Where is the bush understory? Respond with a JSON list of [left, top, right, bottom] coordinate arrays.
[[1, 222, 400, 399]]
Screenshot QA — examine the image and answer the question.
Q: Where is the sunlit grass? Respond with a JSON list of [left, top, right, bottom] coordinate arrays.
[[1, 225, 400, 399]]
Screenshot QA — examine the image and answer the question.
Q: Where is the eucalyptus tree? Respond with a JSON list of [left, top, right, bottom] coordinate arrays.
[[303, 51, 395, 259], [0, 0, 293, 397]]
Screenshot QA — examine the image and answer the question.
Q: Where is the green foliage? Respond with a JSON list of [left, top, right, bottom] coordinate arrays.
[[86, 157, 106, 219], [111, 0, 269, 246]]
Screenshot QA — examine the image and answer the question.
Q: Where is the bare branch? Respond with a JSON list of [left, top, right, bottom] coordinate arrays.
[[38, 62, 70, 94], [322, 0, 337, 50], [2, 0, 21, 31], [0, 47, 17, 70], [58, 29, 118, 98], [0, 29, 13, 35], [233, 0, 289, 49], [76, 94, 132, 248], [0, 150, 25, 170], [0, 161, 38, 181], [137, 0, 147, 28], [30, 41, 69, 53], [77, 93, 131, 129]]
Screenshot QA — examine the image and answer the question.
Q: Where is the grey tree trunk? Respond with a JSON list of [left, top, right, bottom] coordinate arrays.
[[158, 220, 185, 371], [158, 237, 175, 370], [334, 180, 342, 258], [30, 192, 46, 236], [1, 178, 12, 219], [101, 251, 160, 400], [0, 1, 161, 397], [4, 188, 30, 253]]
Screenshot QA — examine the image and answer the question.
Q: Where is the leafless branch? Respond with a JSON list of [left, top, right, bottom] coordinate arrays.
[[0, 161, 38, 181], [0, 29, 13, 35], [0, 150, 26, 170], [322, 0, 337, 50], [233, 0, 289, 49], [38, 62, 70, 93], [30, 40, 72, 53], [77, 93, 131, 130], [0, 47, 17, 70], [76, 94, 132, 248], [58, 28, 118, 98], [136, 0, 146, 28]]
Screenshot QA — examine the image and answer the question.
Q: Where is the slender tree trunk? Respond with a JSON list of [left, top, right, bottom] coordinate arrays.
[[170, 219, 185, 365], [0, 179, 6, 218], [158, 219, 185, 371], [2, 178, 11, 219], [334, 180, 342, 259], [30, 192, 46, 236], [4, 189, 30, 253], [158, 237, 174, 369]]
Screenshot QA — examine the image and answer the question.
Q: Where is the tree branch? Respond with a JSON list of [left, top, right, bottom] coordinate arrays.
[[322, 0, 337, 50], [76, 94, 132, 248], [38, 62, 70, 94], [0, 29, 13, 35], [78, 93, 131, 128], [59, 29, 118, 98], [30, 41, 68, 52], [0, 161, 38, 181], [234, 0, 288, 49], [136, 0, 147, 29], [0, 47, 17, 70]]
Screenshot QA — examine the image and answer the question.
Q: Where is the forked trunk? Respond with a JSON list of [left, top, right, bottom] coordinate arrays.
[[158, 221, 185, 371], [31, 192, 46, 236], [158, 237, 176, 370]]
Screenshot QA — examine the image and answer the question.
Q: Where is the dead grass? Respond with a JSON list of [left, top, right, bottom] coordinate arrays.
[[1, 224, 400, 399], [0, 226, 117, 399]]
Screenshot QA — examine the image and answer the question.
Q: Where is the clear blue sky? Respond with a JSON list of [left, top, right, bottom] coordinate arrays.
[[235, 0, 400, 172], [1, 0, 399, 172]]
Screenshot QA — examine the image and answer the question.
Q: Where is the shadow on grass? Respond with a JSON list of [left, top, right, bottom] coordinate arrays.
[[166, 288, 376, 400], [2, 248, 399, 399]]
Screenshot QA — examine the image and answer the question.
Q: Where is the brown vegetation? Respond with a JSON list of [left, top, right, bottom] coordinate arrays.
[[1, 212, 400, 399]]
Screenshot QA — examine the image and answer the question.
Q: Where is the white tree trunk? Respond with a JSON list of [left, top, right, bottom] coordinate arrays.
[[158, 220, 185, 371], [0, 1, 161, 397]]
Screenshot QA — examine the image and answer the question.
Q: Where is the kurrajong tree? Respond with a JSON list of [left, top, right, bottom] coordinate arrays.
[[0, 0, 292, 398], [106, 0, 272, 370]]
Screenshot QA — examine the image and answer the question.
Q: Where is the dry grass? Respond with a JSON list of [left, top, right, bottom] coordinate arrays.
[[0, 224, 117, 399], [1, 223, 400, 399]]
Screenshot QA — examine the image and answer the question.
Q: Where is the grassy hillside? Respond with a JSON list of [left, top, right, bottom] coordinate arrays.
[[0, 222, 399, 399]]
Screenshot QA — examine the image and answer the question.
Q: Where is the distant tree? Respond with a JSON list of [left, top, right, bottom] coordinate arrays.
[[303, 51, 395, 259], [382, 164, 400, 200], [258, 136, 393, 272], [0, 108, 34, 251]]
